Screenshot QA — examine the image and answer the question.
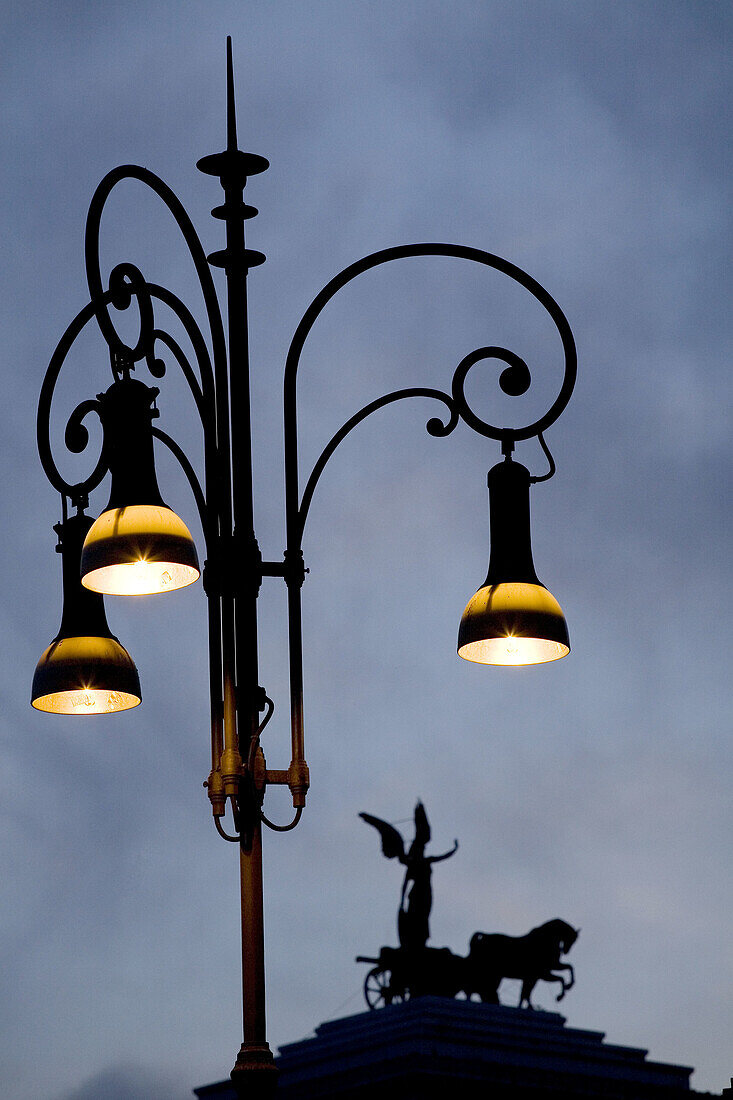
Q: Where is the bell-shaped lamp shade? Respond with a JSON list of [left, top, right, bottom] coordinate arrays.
[[32, 513, 141, 714], [80, 504, 199, 595], [458, 581, 569, 665], [458, 459, 570, 666], [79, 375, 200, 596], [32, 635, 142, 715]]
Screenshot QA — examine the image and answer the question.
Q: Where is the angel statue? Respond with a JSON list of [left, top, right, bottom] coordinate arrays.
[[360, 801, 458, 952]]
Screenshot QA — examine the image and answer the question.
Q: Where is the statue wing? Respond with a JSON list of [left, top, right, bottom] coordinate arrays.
[[359, 813, 405, 860], [413, 800, 431, 847]]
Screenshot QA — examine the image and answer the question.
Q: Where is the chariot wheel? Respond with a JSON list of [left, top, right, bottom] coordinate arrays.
[[364, 966, 409, 1010]]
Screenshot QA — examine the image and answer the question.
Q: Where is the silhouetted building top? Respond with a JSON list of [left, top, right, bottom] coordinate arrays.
[[194, 996, 724, 1098]]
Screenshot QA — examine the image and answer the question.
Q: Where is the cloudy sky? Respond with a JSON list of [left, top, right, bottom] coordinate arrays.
[[1, 2, 730, 1097]]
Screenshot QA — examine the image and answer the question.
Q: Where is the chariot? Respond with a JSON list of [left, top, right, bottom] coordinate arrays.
[[356, 945, 467, 1008]]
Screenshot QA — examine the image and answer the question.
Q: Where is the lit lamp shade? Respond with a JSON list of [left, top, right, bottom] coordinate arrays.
[[458, 581, 569, 666], [458, 459, 570, 667], [32, 635, 141, 715], [79, 375, 200, 596], [80, 504, 200, 595], [31, 513, 141, 714]]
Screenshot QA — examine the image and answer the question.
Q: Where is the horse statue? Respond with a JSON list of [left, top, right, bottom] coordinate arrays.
[[467, 918, 579, 1008]]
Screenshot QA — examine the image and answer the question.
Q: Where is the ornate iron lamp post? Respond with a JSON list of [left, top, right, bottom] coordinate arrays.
[[32, 40, 576, 1098]]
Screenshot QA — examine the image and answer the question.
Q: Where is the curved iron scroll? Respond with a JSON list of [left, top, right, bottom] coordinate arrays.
[[296, 387, 458, 545], [38, 295, 114, 502], [37, 279, 219, 513], [284, 242, 577, 553], [38, 163, 228, 517], [85, 165, 227, 386]]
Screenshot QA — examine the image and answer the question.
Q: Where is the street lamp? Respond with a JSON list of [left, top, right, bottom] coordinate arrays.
[[32, 39, 576, 1097]]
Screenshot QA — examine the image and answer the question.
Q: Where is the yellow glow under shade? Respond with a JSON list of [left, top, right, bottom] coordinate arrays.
[[85, 558, 199, 596], [33, 687, 141, 715], [31, 636, 141, 714], [80, 504, 200, 596], [459, 634, 569, 666]]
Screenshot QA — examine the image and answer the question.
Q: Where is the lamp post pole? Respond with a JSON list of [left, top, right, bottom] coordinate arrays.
[[197, 55, 276, 1090], [33, 39, 576, 1099]]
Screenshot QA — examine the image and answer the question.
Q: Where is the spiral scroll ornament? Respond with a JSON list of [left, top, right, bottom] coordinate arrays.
[[284, 242, 577, 550], [37, 164, 228, 514]]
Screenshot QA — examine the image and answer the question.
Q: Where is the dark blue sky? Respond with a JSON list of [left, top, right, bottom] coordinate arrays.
[[1, 3, 730, 1097]]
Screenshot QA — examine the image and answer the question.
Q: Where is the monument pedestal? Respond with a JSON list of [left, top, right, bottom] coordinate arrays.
[[195, 996, 715, 1098]]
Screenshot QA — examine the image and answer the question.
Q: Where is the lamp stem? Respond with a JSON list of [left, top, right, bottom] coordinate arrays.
[[484, 458, 541, 587]]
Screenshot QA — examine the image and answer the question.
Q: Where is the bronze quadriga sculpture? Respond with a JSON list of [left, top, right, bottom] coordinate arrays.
[[357, 803, 578, 1010]]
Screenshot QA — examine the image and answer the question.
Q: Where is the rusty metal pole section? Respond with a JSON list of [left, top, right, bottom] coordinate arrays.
[[33, 36, 576, 1100]]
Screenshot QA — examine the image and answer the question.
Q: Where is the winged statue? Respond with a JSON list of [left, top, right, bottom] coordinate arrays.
[[360, 801, 458, 951]]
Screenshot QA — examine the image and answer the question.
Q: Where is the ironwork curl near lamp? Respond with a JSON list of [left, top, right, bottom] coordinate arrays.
[[32, 39, 576, 1097]]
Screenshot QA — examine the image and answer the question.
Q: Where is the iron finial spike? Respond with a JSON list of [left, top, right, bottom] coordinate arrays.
[[226, 36, 238, 152]]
